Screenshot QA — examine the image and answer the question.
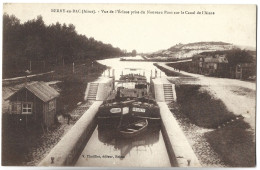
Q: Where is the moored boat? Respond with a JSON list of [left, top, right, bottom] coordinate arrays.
[[118, 119, 148, 138]]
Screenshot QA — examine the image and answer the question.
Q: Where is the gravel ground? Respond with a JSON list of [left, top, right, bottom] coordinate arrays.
[[25, 123, 73, 166], [168, 103, 227, 167], [25, 101, 93, 166], [2, 101, 93, 166]]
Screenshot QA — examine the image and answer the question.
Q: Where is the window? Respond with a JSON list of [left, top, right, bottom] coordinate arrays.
[[49, 100, 55, 111], [22, 102, 33, 114], [10, 102, 21, 114]]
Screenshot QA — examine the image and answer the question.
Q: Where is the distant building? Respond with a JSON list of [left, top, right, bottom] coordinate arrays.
[[6, 81, 59, 129], [192, 54, 229, 77], [203, 54, 229, 76]]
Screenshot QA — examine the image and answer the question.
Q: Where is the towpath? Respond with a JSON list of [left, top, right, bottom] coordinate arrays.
[[157, 63, 256, 131]]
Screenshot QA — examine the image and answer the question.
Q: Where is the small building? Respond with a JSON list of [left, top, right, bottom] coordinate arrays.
[[6, 81, 59, 129], [202, 54, 229, 77]]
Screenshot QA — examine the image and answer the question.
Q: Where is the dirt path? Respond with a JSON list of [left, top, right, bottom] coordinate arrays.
[[158, 63, 256, 131], [3, 71, 55, 81]]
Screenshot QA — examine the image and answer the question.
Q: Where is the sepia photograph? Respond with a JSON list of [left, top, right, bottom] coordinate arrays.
[[1, 2, 257, 168]]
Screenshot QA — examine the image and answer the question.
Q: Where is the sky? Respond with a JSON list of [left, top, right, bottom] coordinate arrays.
[[3, 3, 256, 53]]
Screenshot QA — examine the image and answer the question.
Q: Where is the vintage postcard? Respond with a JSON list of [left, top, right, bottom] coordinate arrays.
[[1, 3, 256, 168]]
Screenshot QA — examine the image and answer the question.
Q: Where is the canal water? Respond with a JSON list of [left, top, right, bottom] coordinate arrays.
[[75, 125, 170, 167], [97, 56, 166, 83], [75, 56, 171, 167]]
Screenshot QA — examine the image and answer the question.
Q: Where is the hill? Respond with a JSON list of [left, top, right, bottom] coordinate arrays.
[[147, 41, 239, 59]]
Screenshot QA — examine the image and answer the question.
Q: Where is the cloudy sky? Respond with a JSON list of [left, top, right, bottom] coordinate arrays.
[[3, 3, 256, 53]]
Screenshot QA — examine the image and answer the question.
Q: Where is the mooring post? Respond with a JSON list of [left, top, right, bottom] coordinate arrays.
[[51, 157, 54, 164], [187, 159, 191, 166]]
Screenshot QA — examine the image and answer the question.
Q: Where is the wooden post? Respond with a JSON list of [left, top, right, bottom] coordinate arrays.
[[34, 95, 36, 122], [29, 60, 32, 71], [112, 69, 115, 78], [25, 90, 28, 129], [41, 123, 45, 134]]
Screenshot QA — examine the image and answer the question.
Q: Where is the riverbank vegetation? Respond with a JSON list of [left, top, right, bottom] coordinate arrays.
[[3, 14, 124, 78]]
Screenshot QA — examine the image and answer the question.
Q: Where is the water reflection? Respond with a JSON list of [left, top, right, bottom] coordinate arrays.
[[76, 123, 170, 167], [98, 124, 161, 159]]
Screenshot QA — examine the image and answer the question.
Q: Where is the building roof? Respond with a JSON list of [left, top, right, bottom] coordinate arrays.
[[7, 81, 59, 102], [193, 54, 206, 59], [204, 56, 228, 63]]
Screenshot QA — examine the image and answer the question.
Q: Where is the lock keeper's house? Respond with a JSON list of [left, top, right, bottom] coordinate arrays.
[[6, 81, 60, 129]]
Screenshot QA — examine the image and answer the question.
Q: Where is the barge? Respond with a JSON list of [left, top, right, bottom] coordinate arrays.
[[97, 71, 161, 137]]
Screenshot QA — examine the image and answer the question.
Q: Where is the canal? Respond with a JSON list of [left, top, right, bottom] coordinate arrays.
[[75, 125, 170, 167], [97, 56, 166, 83], [75, 56, 171, 167]]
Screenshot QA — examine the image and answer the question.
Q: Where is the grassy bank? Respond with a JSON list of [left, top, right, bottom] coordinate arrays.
[[52, 60, 107, 112], [205, 121, 255, 167], [3, 60, 107, 113], [175, 84, 255, 167], [175, 85, 236, 128]]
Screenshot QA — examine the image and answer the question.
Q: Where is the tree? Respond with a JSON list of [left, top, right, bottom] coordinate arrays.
[[132, 50, 137, 56], [2, 14, 125, 77], [226, 49, 254, 67]]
